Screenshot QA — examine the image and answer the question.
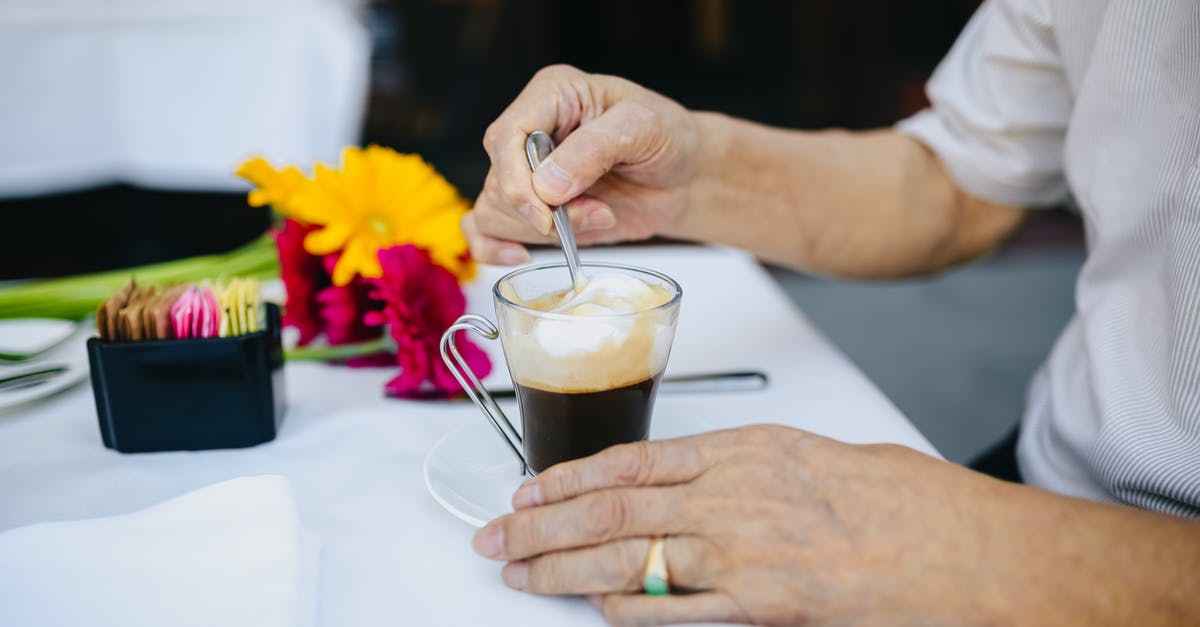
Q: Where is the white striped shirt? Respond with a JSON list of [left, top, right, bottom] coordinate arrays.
[[899, 0, 1200, 516]]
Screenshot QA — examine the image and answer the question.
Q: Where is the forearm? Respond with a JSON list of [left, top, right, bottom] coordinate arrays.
[[986, 484, 1200, 625], [672, 112, 1024, 278]]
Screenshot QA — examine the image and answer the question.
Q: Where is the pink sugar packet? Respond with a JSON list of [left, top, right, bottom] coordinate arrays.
[[170, 286, 199, 339], [196, 286, 219, 338], [168, 285, 231, 339]]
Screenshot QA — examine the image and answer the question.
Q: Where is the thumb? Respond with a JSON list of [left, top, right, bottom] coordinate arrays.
[[532, 101, 660, 206]]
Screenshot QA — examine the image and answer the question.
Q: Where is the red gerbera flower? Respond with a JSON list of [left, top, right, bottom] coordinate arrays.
[[317, 255, 382, 346], [365, 244, 492, 399], [272, 219, 327, 346], [317, 254, 390, 367]]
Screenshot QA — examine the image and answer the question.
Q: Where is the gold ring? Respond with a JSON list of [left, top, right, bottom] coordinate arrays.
[[642, 535, 669, 596]]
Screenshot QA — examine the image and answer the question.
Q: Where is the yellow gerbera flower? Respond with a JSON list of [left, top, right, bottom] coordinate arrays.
[[236, 156, 307, 211], [285, 146, 474, 286]]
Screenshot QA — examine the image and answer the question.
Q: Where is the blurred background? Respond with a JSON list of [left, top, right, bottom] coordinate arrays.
[[0, 0, 1083, 461]]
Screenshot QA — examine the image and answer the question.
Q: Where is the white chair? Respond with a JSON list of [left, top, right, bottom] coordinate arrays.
[[0, 0, 369, 199]]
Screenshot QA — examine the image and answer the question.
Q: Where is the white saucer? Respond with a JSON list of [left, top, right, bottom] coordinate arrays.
[[424, 412, 711, 527]]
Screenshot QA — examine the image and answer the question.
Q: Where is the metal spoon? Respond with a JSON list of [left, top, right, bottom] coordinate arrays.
[[399, 370, 770, 401], [483, 370, 769, 399], [525, 131, 585, 290]]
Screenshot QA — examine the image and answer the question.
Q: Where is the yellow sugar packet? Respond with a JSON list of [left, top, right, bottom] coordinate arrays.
[[216, 280, 238, 337], [244, 278, 263, 333], [216, 278, 263, 336], [237, 280, 251, 334]]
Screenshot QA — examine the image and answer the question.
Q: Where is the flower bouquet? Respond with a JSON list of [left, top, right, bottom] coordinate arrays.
[[237, 146, 491, 399], [0, 145, 485, 399]]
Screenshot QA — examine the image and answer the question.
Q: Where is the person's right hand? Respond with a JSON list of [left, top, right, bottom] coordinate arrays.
[[465, 65, 702, 265]]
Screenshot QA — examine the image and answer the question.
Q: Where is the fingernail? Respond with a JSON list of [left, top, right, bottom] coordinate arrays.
[[473, 524, 505, 559], [496, 246, 531, 266], [512, 482, 542, 509], [502, 561, 529, 590], [519, 204, 552, 236], [587, 594, 604, 610], [580, 208, 616, 232], [533, 157, 572, 198]]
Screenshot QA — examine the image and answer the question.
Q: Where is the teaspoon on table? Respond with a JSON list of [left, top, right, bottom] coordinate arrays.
[[525, 131, 585, 290]]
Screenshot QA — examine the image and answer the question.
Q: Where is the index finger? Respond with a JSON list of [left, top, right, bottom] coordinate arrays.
[[482, 66, 584, 231], [512, 430, 734, 510]]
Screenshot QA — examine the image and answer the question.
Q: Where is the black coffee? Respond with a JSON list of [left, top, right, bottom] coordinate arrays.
[[516, 374, 663, 473]]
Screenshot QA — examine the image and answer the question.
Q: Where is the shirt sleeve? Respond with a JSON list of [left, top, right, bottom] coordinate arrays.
[[896, 0, 1073, 208]]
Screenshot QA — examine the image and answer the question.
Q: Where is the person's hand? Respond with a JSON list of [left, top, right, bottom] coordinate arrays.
[[471, 425, 1057, 626], [465, 64, 701, 265]]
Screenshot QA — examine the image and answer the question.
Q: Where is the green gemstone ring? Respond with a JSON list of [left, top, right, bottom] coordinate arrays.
[[642, 536, 670, 596]]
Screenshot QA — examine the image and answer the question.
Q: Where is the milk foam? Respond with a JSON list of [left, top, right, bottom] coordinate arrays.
[[548, 272, 670, 315], [500, 271, 677, 393], [531, 272, 667, 357]]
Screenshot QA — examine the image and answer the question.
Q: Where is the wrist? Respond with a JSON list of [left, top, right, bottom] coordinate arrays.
[[965, 483, 1200, 626], [666, 111, 732, 241]]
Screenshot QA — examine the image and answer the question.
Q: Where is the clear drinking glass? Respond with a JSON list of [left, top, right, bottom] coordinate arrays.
[[440, 262, 682, 474]]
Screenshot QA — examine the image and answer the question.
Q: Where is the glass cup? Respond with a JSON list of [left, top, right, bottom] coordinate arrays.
[[440, 262, 682, 474]]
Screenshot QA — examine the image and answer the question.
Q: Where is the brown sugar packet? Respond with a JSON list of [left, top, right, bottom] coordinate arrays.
[[144, 284, 187, 340], [135, 285, 162, 340], [97, 280, 137, 341], [113, 286, 136, 341], [96, 281, 127, 340], [141, 295, 157, 340], [117, 285, 157, 341]]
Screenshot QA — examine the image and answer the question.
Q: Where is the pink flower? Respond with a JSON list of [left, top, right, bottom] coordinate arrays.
[[317, 254, 382, 346], [272, 219, 328, 346], [365, 244, 492, 399], [275, 220, 387, 364], [316, 253, 391, 367]]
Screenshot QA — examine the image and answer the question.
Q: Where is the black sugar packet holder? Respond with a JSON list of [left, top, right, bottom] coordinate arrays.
[[86, 303, 286, 453]]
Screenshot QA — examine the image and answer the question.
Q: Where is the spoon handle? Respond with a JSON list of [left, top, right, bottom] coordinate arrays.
[[477, 371, 769, 399], [525, 131, 585, 286], [549, 204, 584, 285]]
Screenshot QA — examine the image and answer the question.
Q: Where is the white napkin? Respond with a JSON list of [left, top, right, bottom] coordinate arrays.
[[0, 475, 319, 627]]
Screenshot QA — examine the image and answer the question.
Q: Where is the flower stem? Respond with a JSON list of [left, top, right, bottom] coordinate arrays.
[[0, 235, 279, 320], [283, 335, 392, 362]]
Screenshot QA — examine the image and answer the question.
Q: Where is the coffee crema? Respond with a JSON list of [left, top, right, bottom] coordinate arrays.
[[498, 271, 677, 394]]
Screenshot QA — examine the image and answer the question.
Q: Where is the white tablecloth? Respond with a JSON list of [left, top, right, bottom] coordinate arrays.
[[0, 245, 937, 626], [0, 0, 368, 198]]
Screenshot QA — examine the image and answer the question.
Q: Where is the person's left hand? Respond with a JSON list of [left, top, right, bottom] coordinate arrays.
[[471, 424, 1053, 626]]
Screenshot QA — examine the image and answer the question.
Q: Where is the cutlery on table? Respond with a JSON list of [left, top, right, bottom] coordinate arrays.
[[402, 370, 769, 400], [0, 366, 69, 393]]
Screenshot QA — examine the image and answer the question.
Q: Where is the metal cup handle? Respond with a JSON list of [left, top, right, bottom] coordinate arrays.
[[439, 314, 528, 475]]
